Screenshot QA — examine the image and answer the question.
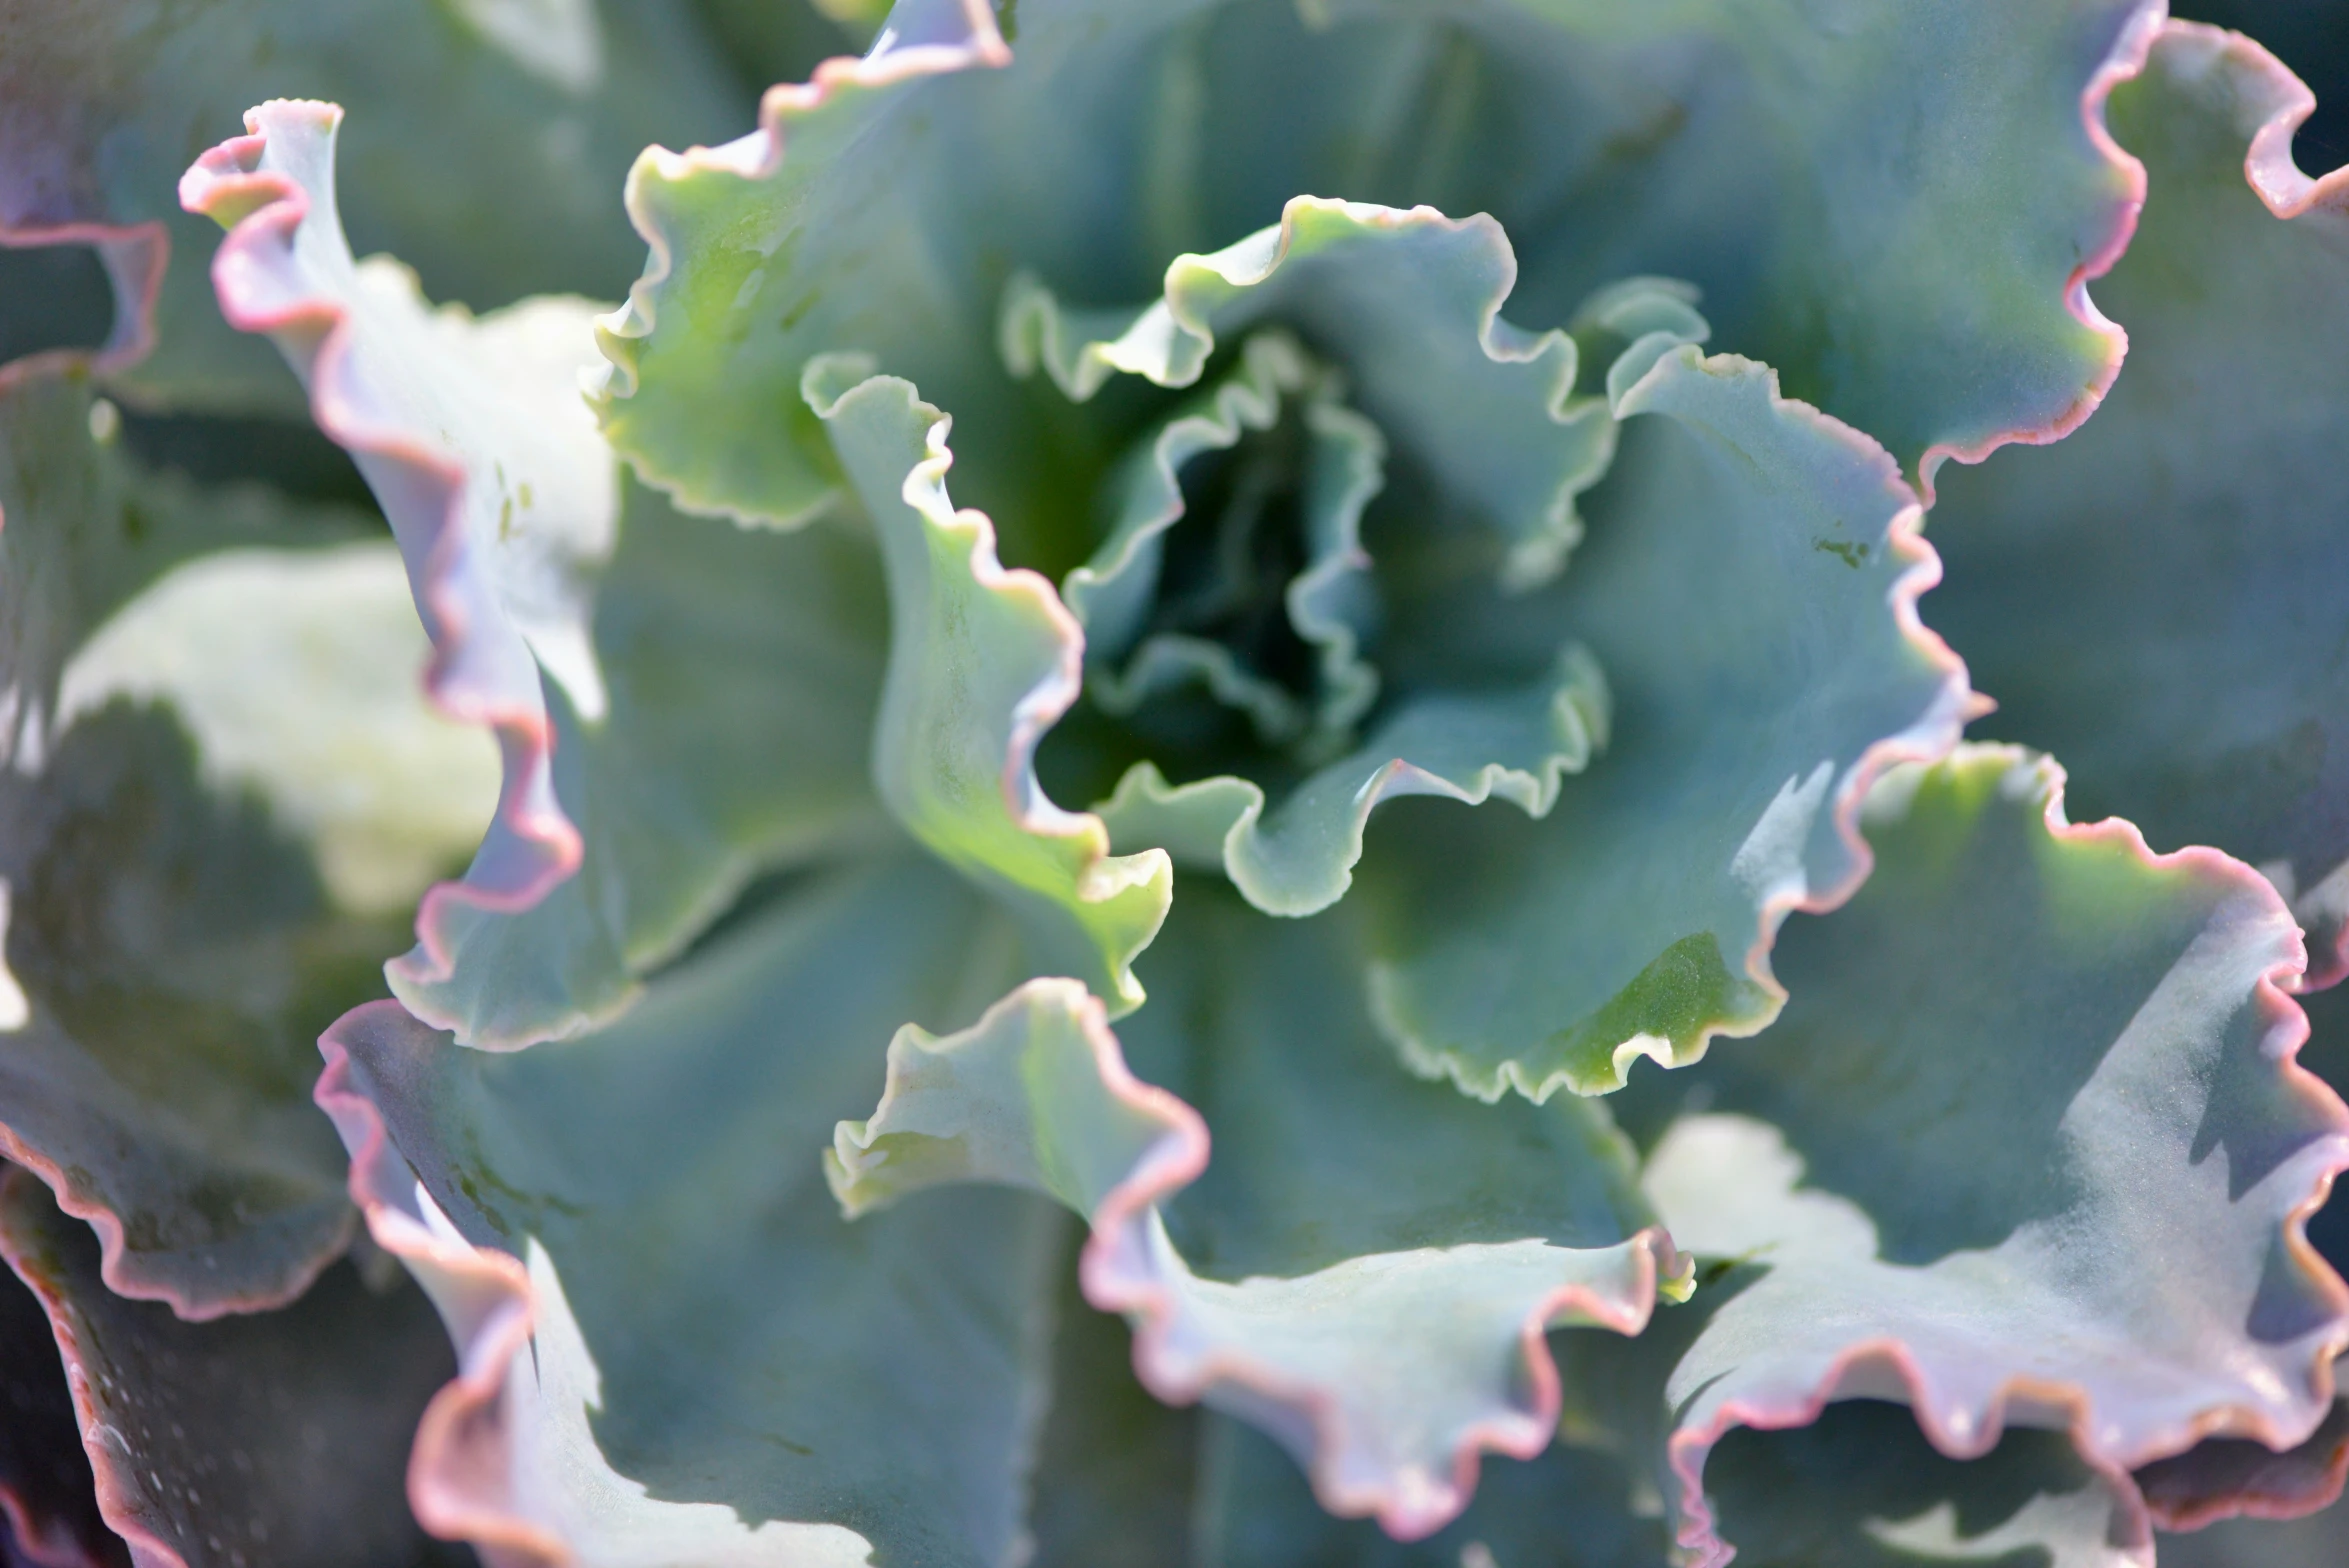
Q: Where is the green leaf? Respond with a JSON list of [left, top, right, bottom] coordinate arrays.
[[0, 373, 489, 1313], [1095, 647, 1608, 916], [0, 0, 750, 411], [1628, 745, 2349, 1567], [187, 102, 889, 1050], [807, 363, 1171, 1015], [594, 0, 2153, 519], [832, 886, 1686, 1539], [318, 854, 1066, 1567], [1003, 197, 1636, 589], [0, 1167, 467, 1568], [1360, 345, 1968, 1100], [0, 1194, 121, 1568], [1927, 21, 2349, 987]]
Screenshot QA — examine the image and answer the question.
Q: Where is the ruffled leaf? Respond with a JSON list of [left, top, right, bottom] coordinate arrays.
[[806, 363, 1170, 1014], [2136, 1393, 2349, 1532], [1003, 197, 1626, 589], [1360, 345, 1968, 1100], [0, 1212, 122, 1568], [0, 372, 492, 1313], [1628, 745, 2349, 1567], [0, 1168, 466, 1568], [1927, 21, 2349, 986], [832, 887, 1685, 1539], [1095, 646, 1608, 915], [0, 0, 748, 411], [1700, 1398, 2152, 1568], [318, 855, 1064, 1567], [1066, 330, 1381, 747], [595, 0, 2153, 522], [186, 102, 888, 1049]]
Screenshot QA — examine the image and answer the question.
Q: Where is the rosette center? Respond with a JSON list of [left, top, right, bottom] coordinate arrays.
[[1066, 332, 1382, 780]]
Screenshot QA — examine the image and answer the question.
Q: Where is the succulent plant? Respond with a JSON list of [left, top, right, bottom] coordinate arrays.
[[0, 0, 2346, 1563]]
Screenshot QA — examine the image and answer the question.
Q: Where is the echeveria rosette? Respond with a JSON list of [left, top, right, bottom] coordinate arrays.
[[12, 2, 2326, 1566]]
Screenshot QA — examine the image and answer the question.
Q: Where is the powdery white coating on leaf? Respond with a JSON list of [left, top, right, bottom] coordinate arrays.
[[317, 856, 1062, 1568], [1638, 745, 2349, 1568], [1362, 345, 1973, 1101], [179, 101, 626, 1041], [829, 973, 1686, 1540], [1929, 20, 2349, 991], [806, 362, 1171, 1015]]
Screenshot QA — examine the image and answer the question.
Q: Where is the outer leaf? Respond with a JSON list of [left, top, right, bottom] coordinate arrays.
[[1927, 21, 2349, 987], [831, 888, 1685, 1540], [185, 101, 895, 1049], [0, 1218, 122, 1568], [806, 363, 1171, 1014], [0, 373, 490, 1314], [0, 0, 747, 411], [1630, 746, 2349, 1568], [1360, 346, 1969, 1100], [0, 1168, 466, 1568], [317, 856, 1065, 1568], [181, 101, 614, 1020], [595, 0, 2152, 519]]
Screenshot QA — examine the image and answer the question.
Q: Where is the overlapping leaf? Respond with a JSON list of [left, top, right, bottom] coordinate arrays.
[[0, 0, 748, 412], [0, 371, 492, 1312], [1359, 345, 1967, 1100], [318, 856, 1065, 1567], [1622, 746, 2349, 1566], [807, 362, 1171, 1014], [595, 0, 2157, 528], [0, 1168, 466, 1568], [831, 886, 1685, 1539], [1929, 21, 2349, 987], [185, 103, 890, 1049]]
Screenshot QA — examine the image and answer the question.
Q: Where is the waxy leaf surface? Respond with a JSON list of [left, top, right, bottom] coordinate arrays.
[[320, 856, 1065, 1567], [1627, 747, 2349, 1566], [1929, 23, 2349, 987]]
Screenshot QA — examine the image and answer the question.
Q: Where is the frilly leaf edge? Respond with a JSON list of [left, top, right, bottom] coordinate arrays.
[[1659, 744, 2349, 1568], [176, 100, 589, 1044]]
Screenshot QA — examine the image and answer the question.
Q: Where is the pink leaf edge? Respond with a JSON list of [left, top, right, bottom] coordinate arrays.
[[1667, 770, 2349, 1568], [2158, 17, 2349, 990], [1017, 984, 1684, 1542], [0, 1166, 225, 1568], [591, 0, 1011, 520], [176, 102, 584, 1014], [1912, 0, 2165, 504], [314, 1005, 559, 1565]]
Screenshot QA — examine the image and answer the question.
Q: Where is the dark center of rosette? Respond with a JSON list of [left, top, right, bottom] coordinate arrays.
[[1037, 333, 1386, 806]]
